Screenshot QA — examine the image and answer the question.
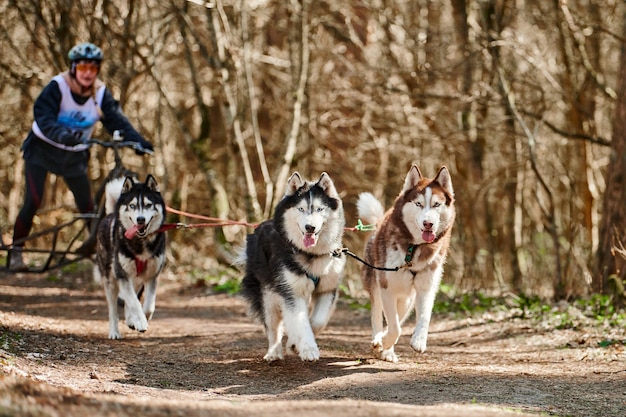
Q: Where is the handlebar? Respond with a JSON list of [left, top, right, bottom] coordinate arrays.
[[87, 138, 154, 155], [87, 135, 154, 155]]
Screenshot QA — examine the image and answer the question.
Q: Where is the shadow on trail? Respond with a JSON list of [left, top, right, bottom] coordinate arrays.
[[117, 355, 404, 396], [112, 336, 625, 417], [281, 371, 624, 417], [0, 270, 248, 324]]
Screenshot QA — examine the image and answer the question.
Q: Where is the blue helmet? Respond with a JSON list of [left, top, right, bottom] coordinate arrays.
[[68, 43, 103, 62]]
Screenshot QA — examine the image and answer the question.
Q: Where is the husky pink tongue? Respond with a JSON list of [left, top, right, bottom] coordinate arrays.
[[303, 233, 317, 248], [422, 230, 436, 243], [125, 225, 140, 239]]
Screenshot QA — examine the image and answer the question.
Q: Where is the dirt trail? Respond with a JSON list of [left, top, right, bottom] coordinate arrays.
[[1, 268, 625, 417]]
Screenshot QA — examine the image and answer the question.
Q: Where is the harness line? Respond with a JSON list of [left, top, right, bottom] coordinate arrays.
[[165, 206, 258, 228], [164, 206, 376, 232], [160, 205, 422, 272], [337, 247, 415, 272]]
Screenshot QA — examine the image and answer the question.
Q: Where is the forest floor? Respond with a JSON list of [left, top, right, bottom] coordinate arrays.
[[1, 264, 625, 417]]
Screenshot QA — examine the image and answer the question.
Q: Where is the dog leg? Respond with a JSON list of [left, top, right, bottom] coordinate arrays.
[[398, 290, 416, 324], [309, 291, 336, 335], [263, 296, 284, 362], [101, 275, 122, 339], [118, 278, 149, 333], [378, 290, 402, 362], [369, 282, 385, 352], [93, 263, 103, 285], [283, 297, 319, 361], [410, 266, 443, 353], [142, 278, 158, 321]]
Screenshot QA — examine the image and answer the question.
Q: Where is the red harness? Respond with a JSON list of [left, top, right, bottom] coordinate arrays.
[[135, 258, 148, 275], [126, 226, 171, 275]]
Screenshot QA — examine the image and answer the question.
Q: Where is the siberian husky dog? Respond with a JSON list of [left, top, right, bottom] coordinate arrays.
[[357, 165, 455, 362], [94, 175, 167, 339], [239, 172, 346, 361]]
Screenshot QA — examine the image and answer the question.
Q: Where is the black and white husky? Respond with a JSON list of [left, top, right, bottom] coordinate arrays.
[[94, 175, 167, 339], [239, 172, 346, 361]]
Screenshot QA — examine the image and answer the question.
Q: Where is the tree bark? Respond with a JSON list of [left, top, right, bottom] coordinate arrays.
[[595, 6, 626, 299]]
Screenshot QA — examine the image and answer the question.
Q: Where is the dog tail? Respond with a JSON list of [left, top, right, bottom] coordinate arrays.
[[104, 177, 127, 214], [239, 233, 266, 321], [231, 244, 247, 269], [356, 192, 385, 226]]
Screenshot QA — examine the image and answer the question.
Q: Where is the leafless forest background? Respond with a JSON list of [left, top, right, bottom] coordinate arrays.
[[1, 0, 625, 302]]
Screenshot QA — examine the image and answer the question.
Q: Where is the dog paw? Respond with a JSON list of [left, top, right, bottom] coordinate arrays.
[[410, 333, 428, 353], [127, 322, 148, 332], [126, 311, 148, 333], [108, 331, 122, 340], [380, 348, 398, 363], [108, 322, 121, 340], [297, 344, 320, 361], [263, 350, 284, 362], [371, 333, 384, 352]]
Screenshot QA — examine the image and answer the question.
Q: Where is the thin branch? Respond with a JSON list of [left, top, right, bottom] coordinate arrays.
[[559, 0, 617, 100], [612, 229, 626, 261], [274, 0, 310, 202], [208, 3, 262, 220], [241, 1, 273, 219], [521, 110, 611, 147]]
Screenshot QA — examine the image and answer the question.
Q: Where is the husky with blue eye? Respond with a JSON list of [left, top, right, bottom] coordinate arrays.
[[94, 175, 166, 340], [238, 172, 346, 362], [357, 165, 455, 362]]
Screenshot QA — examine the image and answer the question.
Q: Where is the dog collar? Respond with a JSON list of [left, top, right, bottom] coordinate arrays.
[[404, 231, 448, 267], [404, 244, 417, 267], [291, 245, 341, 259], [307, 273, 320, 287]]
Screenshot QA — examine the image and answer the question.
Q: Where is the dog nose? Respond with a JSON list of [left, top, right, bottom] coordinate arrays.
[[137, 216, 146, 225], [423, 221, 433, 230], [305, 224, 316, 233]]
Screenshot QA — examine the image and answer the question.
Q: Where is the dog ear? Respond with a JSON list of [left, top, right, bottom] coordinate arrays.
[[145, 174, 160, 192], [435, 166, 454, 197], [285, 172, 304, 196], [122, 176, 134, 194], [402, 165, 423, 193], [317, 172, 339, 198]]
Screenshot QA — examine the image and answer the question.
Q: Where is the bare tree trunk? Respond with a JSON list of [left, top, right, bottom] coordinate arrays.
[[483, 0, 523, 292], [498, 66, 565, 299], [595, 6, 626, 301], [451, 0, 493, 289], [555, 0, 597, 296]]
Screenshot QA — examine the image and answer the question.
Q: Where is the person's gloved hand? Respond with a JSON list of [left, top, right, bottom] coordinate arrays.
[[59, 134, 82, 147], [134, 138, 154, 155]]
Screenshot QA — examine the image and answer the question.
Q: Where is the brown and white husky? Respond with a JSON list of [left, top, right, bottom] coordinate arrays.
[[357, 165, 455, 362]]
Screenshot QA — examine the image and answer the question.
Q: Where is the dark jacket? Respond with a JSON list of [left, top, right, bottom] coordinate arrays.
[[22, 76, 148, 178]]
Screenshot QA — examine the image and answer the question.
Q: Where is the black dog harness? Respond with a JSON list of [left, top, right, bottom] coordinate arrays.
[[291, 245, 344, 288]]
